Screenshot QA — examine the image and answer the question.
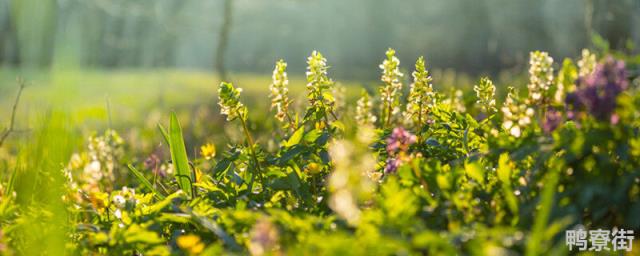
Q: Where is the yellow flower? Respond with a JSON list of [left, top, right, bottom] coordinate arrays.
[[89, 191, 108, 214], [177, 234, 205, 255], [305, 162, 321, 174], [194, 168, 204, 183], [200, 143, 216, 160]]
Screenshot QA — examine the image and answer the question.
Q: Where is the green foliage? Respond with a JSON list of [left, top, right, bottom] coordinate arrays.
[[304, 51, 336, 125], [1, 49, 639, 255], [169, 112, 194, 198], [127, 164, 165, 200], [404, 56, 434, 128], [555, 58, 577, 104], [218, 82, 247, 121], [474, 77, 497, 115]]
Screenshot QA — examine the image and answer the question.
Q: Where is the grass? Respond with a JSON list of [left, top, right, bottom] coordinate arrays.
[[0, 68, 365, 128]]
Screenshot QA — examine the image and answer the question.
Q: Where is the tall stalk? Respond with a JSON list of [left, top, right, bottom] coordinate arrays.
[[238, 110, 264, 191]]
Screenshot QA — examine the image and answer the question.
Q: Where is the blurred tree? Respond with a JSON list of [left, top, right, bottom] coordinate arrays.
[[0, 0, 637, 76], [0, 0, 20, 66], [215, 0, 233, 81], [7, 0, 57, 67]]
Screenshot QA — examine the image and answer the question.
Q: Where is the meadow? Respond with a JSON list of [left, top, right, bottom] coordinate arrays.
[[0, 47, 639, 255]]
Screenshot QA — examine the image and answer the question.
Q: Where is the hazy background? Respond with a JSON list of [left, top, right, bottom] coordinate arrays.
[[0, 0, 639, 80]]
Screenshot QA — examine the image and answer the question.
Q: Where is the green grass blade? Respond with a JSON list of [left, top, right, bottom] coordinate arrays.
[[169, 112, 193, 198], [157, 123, 170, 146], [526, 157, 562, 255], [127, 164, 166, 200], [5, 167, 17, 199]]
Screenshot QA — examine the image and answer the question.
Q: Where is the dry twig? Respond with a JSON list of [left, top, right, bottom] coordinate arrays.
[[0, 78, 26, 147]]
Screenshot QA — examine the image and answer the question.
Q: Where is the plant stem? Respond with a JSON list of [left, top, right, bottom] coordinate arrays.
[[384, 93, 393, 128], [239, 115, 264, 192], [417, 103, 424, 144]]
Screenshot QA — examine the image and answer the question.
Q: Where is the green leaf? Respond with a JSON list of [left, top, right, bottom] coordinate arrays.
[[322, 92, 335, 102], [4, 166, 18, 201], [127, 164, 165, 200], [331, 120, 345, 132], [303, 129, 322, 143], [279, 145, 305, 165], [157, 123, 170, 146], [425, 138, 440, 147], [269, 176, 291, 190], [213, 158, 232, 178], [141, 191, 185, 214], [496, 154, 512, 184], [169, 112, 193, 198], [284, 126, 305, 147], [156, 213, 191, 224], [497, 154, 518, 216], [465, 162, 484, 185], [123, 224, 164, 244], [316, 131, 331, 146]]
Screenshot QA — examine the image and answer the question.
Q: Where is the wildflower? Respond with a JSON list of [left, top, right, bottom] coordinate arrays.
[[305, 51, 335, 123], [384, 158, 401, 174], [442, 89, 466, 113], [333, 83, 347, 116], [249, 218, 279, 256], [218, 82, 247, 121], [82, 129, 123, 187], [355, 90, 376, 126], [386, 127, 417, 155], [160, 163, 174, 176], [577, 49, 597, 77], [177, 234, 205, 255], [112, 195, 126, 209], [111, 186, 138, 209], [304, 162, 321, 174], [89, 191, 108, 214], [378, 48, 404, 127], [527, 51, 554, 105], [502, 87, 534, 138], [384, 127, 416, 173], [568, 56, 628, 122], [83, 160, 102, 184], [200, 143, 216, 160], [219, 82, 263, 183], [474, 77, 497, 114], [269, 60, 293, 123], [542, 108, 563, 133], [404, 56, 434, 127]]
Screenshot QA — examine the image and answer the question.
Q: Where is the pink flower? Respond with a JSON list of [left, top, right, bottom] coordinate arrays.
[[542, 108, 563, 133], [386, 127, 417, 154], [384, 127, 416, 173], [566, 56, 628, 123]]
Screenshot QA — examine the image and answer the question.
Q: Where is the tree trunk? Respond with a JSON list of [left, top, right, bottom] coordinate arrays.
[[215, 0, 233, 82]]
